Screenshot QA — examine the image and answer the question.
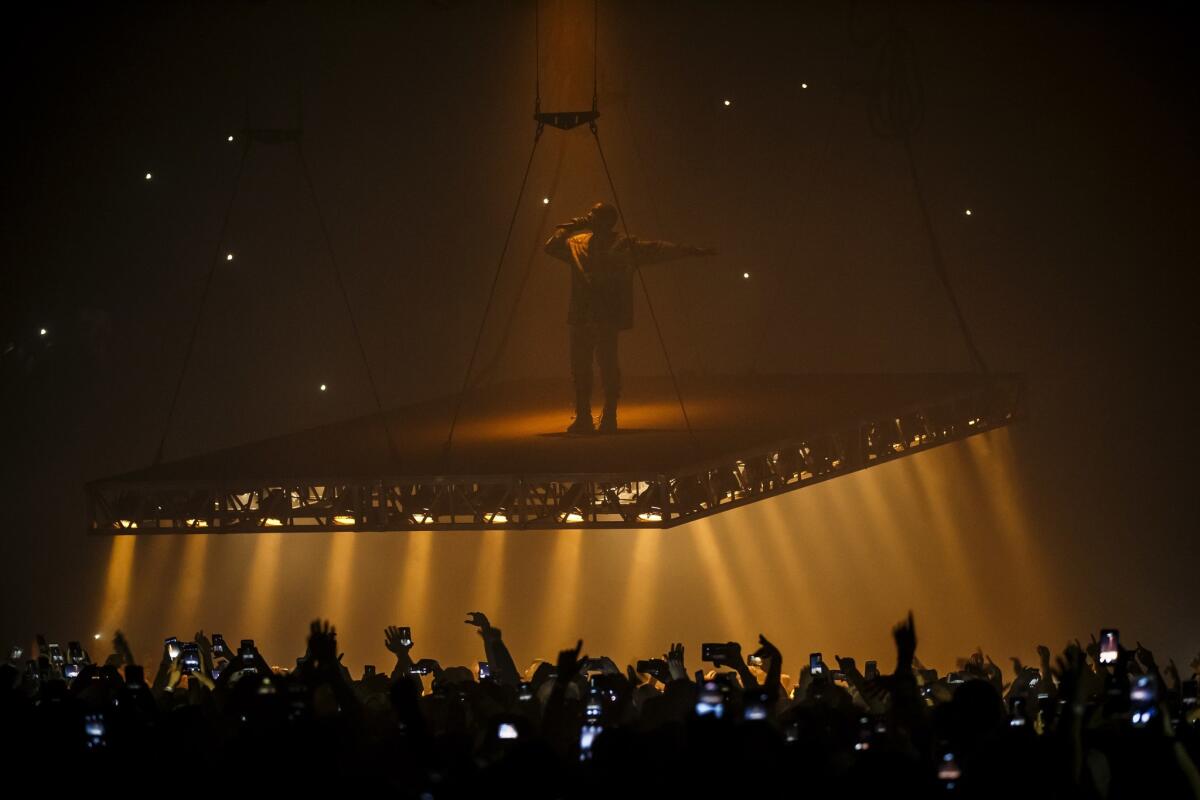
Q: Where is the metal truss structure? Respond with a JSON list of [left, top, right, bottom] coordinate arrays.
[[87, 376, 1021, 534]]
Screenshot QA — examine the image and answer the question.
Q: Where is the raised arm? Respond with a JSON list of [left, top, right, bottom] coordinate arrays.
[[544, 218, 590, 262]]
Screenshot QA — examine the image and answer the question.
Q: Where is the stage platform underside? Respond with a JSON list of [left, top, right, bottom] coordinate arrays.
[[88, 373, 1022, 533]]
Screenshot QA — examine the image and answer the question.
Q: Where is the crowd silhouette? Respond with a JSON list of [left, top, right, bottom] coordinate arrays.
[[3, 612, 1197, 798]]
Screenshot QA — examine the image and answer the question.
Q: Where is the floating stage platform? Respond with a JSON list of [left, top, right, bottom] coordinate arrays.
[[87, 373, 1022, 533]]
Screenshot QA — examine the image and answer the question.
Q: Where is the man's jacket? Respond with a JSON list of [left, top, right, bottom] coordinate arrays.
[[544, 228, 697, 330]]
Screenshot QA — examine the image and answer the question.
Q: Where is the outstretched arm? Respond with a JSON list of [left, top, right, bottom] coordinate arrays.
[[629, 237, 717, 266]]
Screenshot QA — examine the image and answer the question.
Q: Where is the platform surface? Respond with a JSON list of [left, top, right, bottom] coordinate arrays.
[[104, 373, 1003, 483]]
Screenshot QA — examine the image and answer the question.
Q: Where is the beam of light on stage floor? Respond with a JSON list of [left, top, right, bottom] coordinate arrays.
[[320, 532, 357, 629], [97, 535, 137, 635], [170, 534, 210, 627], [396, 530, 435, 630], [470, 530, 508, 624], [616, 527, 662, 655], [537, 532, 583, 647], [240, 534, 283, 638]]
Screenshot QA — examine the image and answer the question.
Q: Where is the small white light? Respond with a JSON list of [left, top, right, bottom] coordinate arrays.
[[144, 172, 152, 180], [542, 197, 550, 205], [227, 135, 235, 142], [723, 99, 731, 107], [801, 82, 808, 89], [965, 208, 972, 216], [225, 253, 234, 261], [742, 272, 750, 279], [39, 328, 47, 336], [93, 633, 102, 640], [319, 383, 327, 391]]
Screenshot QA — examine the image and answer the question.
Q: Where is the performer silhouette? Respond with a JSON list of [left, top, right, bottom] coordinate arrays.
[[544, 202, 716, 434]]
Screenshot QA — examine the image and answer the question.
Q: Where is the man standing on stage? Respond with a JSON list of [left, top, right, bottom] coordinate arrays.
[[544, 201, 717, 435]]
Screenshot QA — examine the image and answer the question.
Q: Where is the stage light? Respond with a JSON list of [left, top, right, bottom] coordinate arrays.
[[542, 197, 550, 205], [565, 511, 584, 523], [965, 209, 972, 216], [637, 510, 663, 523], [742, 272, 750, 279], [227, 135, 235, 142], [320, 383, 327, 392], [144, 172, 152, 181], [115, 520, 138, 529], [39, 328, 47, 336], [185, 518, 209, 528], [332, 514, 356, 526], [412, 511, 432, 524], [801, 82, 808, 89], [225, 253, 234, 261], [264, 518, 283, 527], [723, 99, 732, 107]]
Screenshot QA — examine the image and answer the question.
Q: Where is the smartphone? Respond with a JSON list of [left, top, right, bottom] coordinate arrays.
[[64, 663, 82, 680], [518, 681, 534, 701], [363, 664, 376, 679], [1130, 674, 1158, 727], [1010, 697, 1027, 727], [747, 654, 764, 668], [497, 721, 519, 740], [10, 645, 24, 661], [744, 690, 769, 721], [854, 715, 873, 751], [478, 661, 491, 679], [865, 660, 879, 681], [212, 634, 228, 656], [238, 640, 256, 663], [409, 663, 431, 676], [68, 641, 83, 664], [579, 724, 602, 761], [809, 652, 824, 675], [83, 713, 107, 750], [48, 643, 64, 665], [694, 680, 725, 718], [1098, 629, 1119, 665], [938, 751, 962, 788], [180, 643, 201, 675], [636, 658, 665, 676], [398, 627, 412, 648], [164, 637, 180, 660], [701, 642, 736, 663], [585, 687, 603, 720]]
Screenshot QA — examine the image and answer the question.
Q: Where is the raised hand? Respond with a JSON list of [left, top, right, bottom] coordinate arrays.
[[464, 612, 492, 632], [555, 640, 586, 684], [308, 619, 339, 670], [753, 634, 781, 663], [666, 642, 688, 682], [892, 612, 917, 672], [113, 630, 134, 666], [835, 654, 862, 682], [384, 625, 412, 655]]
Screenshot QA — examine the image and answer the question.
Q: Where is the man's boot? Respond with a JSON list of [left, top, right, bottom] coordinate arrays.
[[598, 391, 619, 434], [567, 388, 595, 435]]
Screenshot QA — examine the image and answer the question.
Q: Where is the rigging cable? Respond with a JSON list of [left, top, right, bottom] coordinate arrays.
[[152, 142, 252, 466], [296, 141, 402, 465]]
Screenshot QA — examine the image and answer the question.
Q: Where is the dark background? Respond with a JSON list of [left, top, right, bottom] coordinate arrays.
[[2, 1, 1197, 671]]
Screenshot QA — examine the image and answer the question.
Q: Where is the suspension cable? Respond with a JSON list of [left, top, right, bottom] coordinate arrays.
[[443, 127, 544, 458], [296, 141, 403, 465], [591, 126, 699, 449], [152, 142, 252, 466]]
